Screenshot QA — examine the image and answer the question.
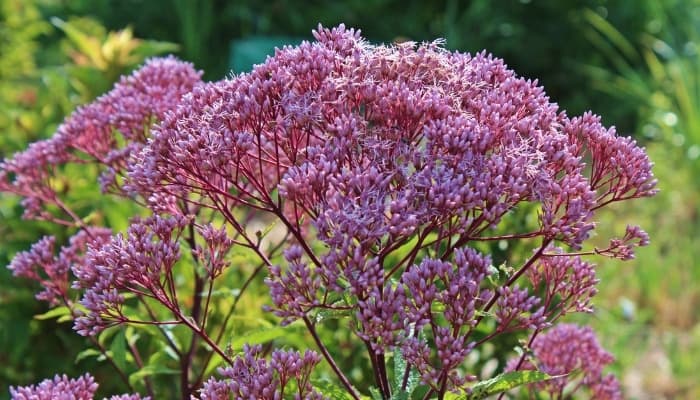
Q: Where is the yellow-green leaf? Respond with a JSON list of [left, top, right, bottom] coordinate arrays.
[[34, 306, 71, 320]]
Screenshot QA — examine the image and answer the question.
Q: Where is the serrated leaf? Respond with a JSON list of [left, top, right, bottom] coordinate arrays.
[[315, 307, 352, 323], [391, 392, 410, 400], [393, 350, 407, 389], [369, 387, 383, 400], [445, 370, 553, 400], [128, 365, 179, 387], [391, 349, 419, 399], [34, 306, 71, 320]]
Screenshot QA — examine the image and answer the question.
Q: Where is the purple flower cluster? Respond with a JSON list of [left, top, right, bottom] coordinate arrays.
[[199, 345, 324, 400], [0, 56, 201, 222], [529, 246, 600, 315], [599, 224, 651, 260], [508, 323, 622, 399], [123, 25, 657, 252], [73, 215, 188, 336], [10, 374, 97, 400], [9, 373, 147, 400], [119, 25, 655, 394], [1, 23, 658, 399], [398, 249, 494, 388], [8, 228, 113, 305]]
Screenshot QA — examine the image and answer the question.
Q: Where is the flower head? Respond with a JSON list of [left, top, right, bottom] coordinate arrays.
[[508, 324, 621, 399], [10, 374, 97, 400], [8, 228, 113, 305], [199, 345, 324, 400], [73, 215, 188, 336], [9, 373, 149, 400]]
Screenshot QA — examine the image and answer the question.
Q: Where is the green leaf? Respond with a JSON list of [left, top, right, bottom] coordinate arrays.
[[391, 349, 419, 399], [51, 17, 104, 68], [445, 371, 553, 400], [203, 352, 223, 378], [256, 219, 278, 241], [315, 307, 352, 323], [132, 40, 181, 59], [57, 314, 74, 323], [228, 325, 298, 351], [34, 306, 72, 320], [391, 391, 410, 400], [98, 326, 118, 348], [583, 8, 638, 62], [124, 320, 161, 340], [110, 329, 128, 373], [128, 365, 179, 387], [228, 315, 275, 327], [312, 379, 356, 400], [125, 326, 140, 347], [203, 324, 301, 377], [431, 301, 446, 313], [75, 348, 102, 363]]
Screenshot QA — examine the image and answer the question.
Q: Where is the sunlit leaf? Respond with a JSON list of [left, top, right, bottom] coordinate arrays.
[[128, 365, 179, 387], [34, 306, 71, 320], [229, 325, 298, 351], [312, 379, 357, 400], [75, 348, 102, 363], [51, 17, 105, 69], [445, 371, 553, 400]]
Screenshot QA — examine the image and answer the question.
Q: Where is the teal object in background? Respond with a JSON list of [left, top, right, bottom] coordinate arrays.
[[229, 36, 303, 73]]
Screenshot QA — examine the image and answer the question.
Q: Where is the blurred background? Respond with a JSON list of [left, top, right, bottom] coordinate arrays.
[[1, 0, 699, 398]]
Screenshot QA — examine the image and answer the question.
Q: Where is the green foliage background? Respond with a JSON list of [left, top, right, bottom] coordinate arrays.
[[2, 0, 699, 398]]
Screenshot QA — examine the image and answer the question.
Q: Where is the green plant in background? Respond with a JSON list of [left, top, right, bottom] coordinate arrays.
[[0, 0, 76, 393], [0, 0, 52, 153], [50, 16, 179, 99], [576, 141, 700, 398], [577, 2, 700, 397], [584, 0, 700, 170], [54, 0, 658, 127], [0, 2, 182, 397]]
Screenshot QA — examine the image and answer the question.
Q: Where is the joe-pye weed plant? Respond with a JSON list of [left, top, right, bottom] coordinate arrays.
[[0, 25, 657, 399]]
